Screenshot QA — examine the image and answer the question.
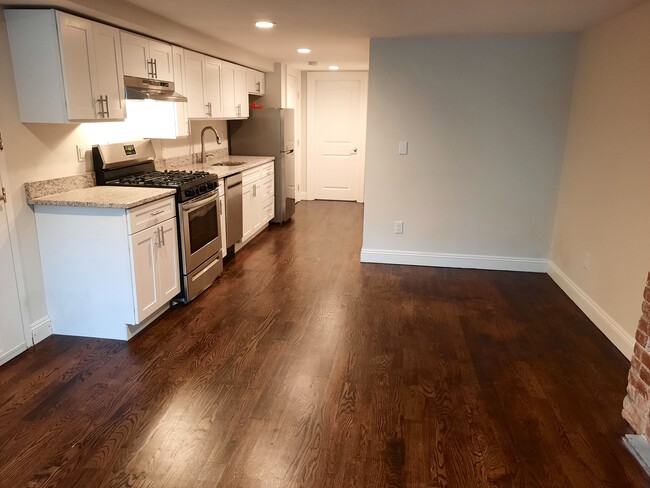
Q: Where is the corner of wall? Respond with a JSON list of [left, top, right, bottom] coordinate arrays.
[[548, 261, 634, 358]]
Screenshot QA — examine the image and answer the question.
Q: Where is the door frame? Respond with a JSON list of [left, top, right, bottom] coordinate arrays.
[[306, 71, 368, 202], [286, 69, 302, 202], [0, 130, 30, 350]]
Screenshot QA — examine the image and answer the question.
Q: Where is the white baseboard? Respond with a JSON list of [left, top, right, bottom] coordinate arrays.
[[548, 261, 634, 359], [296, 191, 307, 202], [360, 248, 549, 273], [0, 343, 28, 366], [31, 315, 52, 345]]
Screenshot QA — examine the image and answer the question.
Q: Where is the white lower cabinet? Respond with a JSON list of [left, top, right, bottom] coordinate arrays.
[[34, 196, 180, 340], [130, 216, 180, 324], [241, 162, 275, 245]]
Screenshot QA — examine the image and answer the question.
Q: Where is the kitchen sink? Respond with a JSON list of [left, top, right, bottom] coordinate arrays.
[[210, 161, 248, 166]]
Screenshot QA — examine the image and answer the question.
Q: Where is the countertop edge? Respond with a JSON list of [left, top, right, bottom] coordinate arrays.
[[30, 188, 177, 209]]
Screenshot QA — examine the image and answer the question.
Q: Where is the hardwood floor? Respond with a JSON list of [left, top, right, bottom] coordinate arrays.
[[1, 201, 647, 487]]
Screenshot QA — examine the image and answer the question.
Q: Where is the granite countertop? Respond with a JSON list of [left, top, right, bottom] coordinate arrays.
[[30, 186, 177, 209], [25, 154, 274, 209], [156, 155, 275, 178]]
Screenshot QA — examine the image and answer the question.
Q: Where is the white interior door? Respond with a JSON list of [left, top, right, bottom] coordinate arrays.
[[287, 73, 302, 202], [307, 71, 368, 201], [0, 149, 27, 365]]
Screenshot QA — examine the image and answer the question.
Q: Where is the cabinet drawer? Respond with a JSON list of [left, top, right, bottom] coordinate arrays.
[[242, 167, 261, 186], [261, 196, 274, 223], [260, 161, 274, 178], [259, 174, 274, 201], [127, 196, 176, 235]]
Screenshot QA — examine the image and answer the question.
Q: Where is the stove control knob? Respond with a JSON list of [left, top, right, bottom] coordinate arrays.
[[185, 189, 193, 198]]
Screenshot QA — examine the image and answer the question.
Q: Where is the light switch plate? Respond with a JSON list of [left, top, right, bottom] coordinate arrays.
[[398, 141, 408, 155], [76, 144, 86, 163]]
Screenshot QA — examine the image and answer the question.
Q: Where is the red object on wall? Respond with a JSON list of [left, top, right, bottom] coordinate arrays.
[[250, 102, 264, 110]]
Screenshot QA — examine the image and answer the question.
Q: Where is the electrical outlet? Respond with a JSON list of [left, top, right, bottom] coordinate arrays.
[[76, 144, 86, 163], [398, 141, 408, 155], [583, 252, 591, 269], [394, 221, 404, 234]]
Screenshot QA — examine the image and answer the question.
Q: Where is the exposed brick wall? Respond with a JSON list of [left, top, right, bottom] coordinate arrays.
[[622, 273, 650, 437]]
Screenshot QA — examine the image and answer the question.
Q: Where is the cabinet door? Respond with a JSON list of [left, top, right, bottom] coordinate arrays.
[[130, 227, 159, 323], [56, 12, 98, 120], [246, 68, 264, 95], [246, 69, 257, 94], [242, 183, 254, 242], [221, 62, 236, 118], [150, 40, 173, 82], [172, 46, 189, 136], [235, 66, 249, 118], [185, 50, 207, 118], [120, 31, 150, 78], [219, 194, 227, 257], [204, 56, 223, 118], [155, 218, 181, 303], [251, 182, 263, 235], [256, 71, 266, 96], [93, 23, 126, 120]]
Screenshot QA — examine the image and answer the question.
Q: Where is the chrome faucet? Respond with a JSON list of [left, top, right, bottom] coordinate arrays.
[[200, 126, 222, 164]]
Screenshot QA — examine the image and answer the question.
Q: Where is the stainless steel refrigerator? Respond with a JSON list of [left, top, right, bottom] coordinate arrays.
[[228, 108, 295, 223]]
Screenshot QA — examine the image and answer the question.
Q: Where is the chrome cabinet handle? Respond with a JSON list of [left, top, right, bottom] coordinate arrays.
[[150, 209, 165, 216], [159, 225, 165, 246], [206, 101, 212, 117], [256, 80, 260, 92], [153, 59, 158, 79], [253, 184, 256, 197], [147, 59, 153, 78], [105, 95, 109, 119], [236, 104, 241, 117], [97, 95, 109, 118], [154, 227, 161, 248]]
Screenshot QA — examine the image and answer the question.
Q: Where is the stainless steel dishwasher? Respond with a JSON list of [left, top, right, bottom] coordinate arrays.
[[224, 173, 243, 247]]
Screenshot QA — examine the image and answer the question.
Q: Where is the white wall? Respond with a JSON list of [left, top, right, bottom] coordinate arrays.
[[0, 8, 227, 334], [361, 35, 577, 271], [549, 2, 650, 358]]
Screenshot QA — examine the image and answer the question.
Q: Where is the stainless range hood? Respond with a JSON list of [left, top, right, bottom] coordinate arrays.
[[124, 75, 188, 102]]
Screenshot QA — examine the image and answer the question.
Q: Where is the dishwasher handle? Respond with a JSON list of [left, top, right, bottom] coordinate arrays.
[[226, 173, 242, 189]]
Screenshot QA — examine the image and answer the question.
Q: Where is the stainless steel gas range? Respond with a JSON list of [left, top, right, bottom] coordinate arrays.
[[93, 140, 222, 303]]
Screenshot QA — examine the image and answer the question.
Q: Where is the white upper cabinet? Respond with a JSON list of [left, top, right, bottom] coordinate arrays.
[[5, 9, 126, 123], [184, 51, 223, 119], [184, 49, 207, 118], [246, 69, 266, 96], [235, 68, 250, 118], [223, 62, 249, 119], [204, 56, 223, 118], [121, 31, 173, 82], [149, 40, 174, 82], [171, 46, 189, 137], [92, 23, 127, 120]]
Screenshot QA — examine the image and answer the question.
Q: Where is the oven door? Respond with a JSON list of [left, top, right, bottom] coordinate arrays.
[[180, 189, 222, 275]]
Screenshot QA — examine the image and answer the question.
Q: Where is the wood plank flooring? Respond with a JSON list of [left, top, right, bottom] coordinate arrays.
[[1, 201, 647, 487]]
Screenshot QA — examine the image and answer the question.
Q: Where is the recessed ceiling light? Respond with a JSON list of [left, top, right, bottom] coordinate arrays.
[[297, 48, 311, 54], [328, 65, 340, 71], [255, 21, 275, 29]]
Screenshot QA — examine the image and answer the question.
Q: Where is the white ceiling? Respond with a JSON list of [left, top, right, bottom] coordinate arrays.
[[118, 0, 648, 70]]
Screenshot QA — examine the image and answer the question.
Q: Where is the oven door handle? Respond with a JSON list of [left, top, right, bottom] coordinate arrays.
[[183, 190, 219, 211]]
